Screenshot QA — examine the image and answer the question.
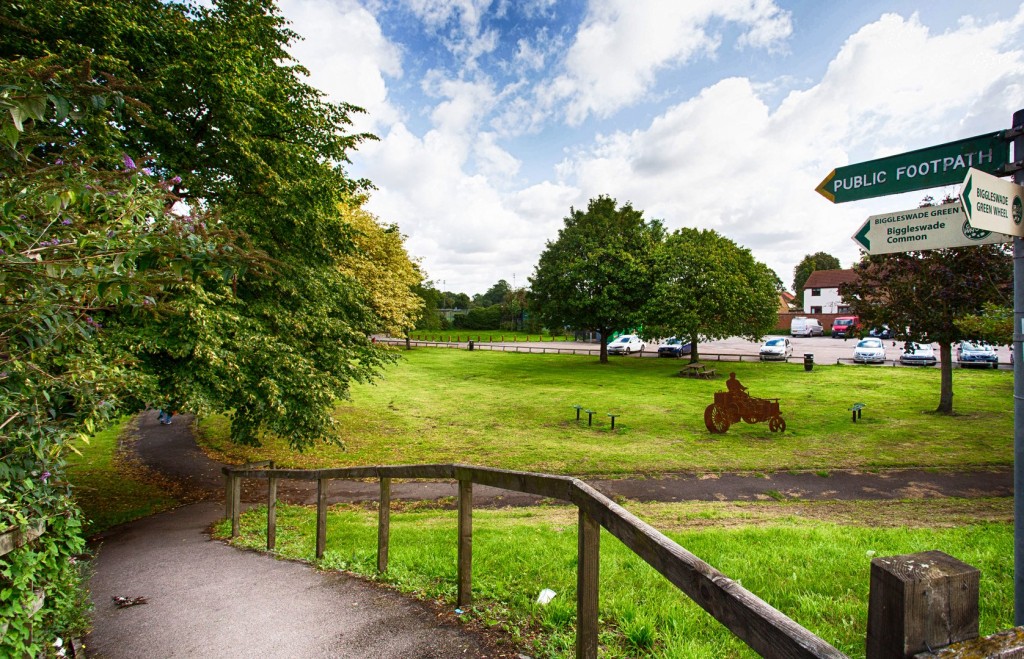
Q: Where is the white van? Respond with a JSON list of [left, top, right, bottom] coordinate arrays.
[[790, 317, 823, 337]]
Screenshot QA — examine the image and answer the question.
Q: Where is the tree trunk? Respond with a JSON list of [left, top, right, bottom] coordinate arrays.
[[689, 333, 700, 363], [599, 327, 609, 363], [937, 341, 954, 413]]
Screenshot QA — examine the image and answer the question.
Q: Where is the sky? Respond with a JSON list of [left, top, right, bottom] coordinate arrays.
[[275, 0, 1024, 296]]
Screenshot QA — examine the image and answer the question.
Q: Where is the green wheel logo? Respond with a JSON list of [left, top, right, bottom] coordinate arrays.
[[1013, 196, 1022, 226], [962, 219, 991, 241]]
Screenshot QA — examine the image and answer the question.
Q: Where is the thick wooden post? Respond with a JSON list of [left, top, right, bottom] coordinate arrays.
[[457, 479, 473, 607], [267, 476, 278, 551], [867, 550, 979, 658], [577, 509, 600, 659], [224, 472, 233, 521], [315, 477, 328, 560], [377, 477, 391, 573], [230, 474, 241, 538]]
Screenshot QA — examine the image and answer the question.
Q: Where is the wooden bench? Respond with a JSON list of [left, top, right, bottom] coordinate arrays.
[[849, 403, 865, 422]]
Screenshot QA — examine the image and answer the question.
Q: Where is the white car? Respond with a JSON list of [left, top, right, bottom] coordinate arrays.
[[853, 338, 886, 364], [899, 342, 937, 367], [607, 334, 645, 355], [759, 337, 793, 361]]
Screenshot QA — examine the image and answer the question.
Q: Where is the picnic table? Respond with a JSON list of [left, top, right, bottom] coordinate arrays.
[[680, 362, 716, 379]]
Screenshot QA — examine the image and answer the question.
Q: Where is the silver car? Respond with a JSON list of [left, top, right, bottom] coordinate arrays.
[[759, 337, 793, 361]]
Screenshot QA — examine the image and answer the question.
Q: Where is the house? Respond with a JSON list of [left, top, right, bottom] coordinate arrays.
[[778, 291, 796, 313], [802, 269, 857, 314]]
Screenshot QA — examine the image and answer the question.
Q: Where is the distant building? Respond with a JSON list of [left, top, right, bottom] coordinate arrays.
[[802, 269, 858, 314], [778, 291, 796, 313]]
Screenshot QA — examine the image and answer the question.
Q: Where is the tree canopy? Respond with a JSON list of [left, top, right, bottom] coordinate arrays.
[[529, 195, 663, 362], [2, 0, 399, 448], [792, 251, 841, 307], [0, 2, 413, 649], [645, 228, 780, 362]]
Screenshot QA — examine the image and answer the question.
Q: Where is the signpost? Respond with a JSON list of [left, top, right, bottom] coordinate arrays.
[[851, 201, 1009, 254], [820, 113, 1024, 627], [816, 131, 1010, 203], [960, 167, 1024, 236]]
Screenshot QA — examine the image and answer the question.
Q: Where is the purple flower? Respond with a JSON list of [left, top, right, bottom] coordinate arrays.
[[170, 176, 182, 185], [62, 218, 72, 225], [142, 167, 153, 176], [107, 231, 116, 238], [123, 154, 136, 170], [40, 471, 51, 483]]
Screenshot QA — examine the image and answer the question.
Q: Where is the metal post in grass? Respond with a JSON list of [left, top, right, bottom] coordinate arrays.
[[577, 509, 600, 659], [230, 472, 241, 538], [267, 475, 278, 551], [1014, 107, 1024, 625], [316, 476, 328, 560], [457, 479, 473, 607], [378, 477, 391, 573]]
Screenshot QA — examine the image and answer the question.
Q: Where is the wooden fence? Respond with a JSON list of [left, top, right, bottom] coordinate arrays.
[[222, 462, 1022, 658], [224, 463, 841, 657]]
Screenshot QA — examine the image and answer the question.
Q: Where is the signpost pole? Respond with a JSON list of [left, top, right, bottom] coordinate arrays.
[[1014, 107, 1024, 626]]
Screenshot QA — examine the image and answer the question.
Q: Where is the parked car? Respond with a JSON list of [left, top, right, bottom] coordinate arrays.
[[607, 334, 645, 355], [657, 337, 692, 358], [832, 316, 861, 338], [957, 340, 998, 368], [852, 337, 886, 363], [899, 342, 936, 366], [869, 325, 893, 339], [790, 317, 823, 337], [759, 337, 793, 361]]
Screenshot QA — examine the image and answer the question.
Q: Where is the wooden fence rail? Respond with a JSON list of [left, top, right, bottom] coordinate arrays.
[[223, 462, 845, 658]]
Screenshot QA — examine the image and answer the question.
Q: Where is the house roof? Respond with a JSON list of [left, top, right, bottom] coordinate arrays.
[[803, 268, 857, 290]]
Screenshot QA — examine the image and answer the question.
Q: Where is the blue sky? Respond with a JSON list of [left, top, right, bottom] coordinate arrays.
[[278, 0, 1024, 295]]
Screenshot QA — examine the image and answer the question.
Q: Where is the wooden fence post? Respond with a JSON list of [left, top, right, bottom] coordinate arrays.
[[230, 473, 241, 538], [224, 471, 233, 521], [267, 476, 277, 551], [457, 479, 473, 607], [866, 550, 979, 658], [378, 477, 391, 573], [316, 477, 328, 560], [577, 509, 600, 659]]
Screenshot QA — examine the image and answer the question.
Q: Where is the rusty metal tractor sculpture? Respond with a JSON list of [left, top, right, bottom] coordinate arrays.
[[704, 374, 785, 434]]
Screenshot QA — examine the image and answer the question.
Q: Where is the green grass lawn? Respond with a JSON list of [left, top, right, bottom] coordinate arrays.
[[197, 348, 1013, 474], [65, 417, 181, 535], [217, 498, 1013, 658]]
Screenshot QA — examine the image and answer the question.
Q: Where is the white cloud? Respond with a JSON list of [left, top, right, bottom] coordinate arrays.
[[535, 0, 793, 125], [280, 0, 402, 133], [549, 6, 1024, 288]]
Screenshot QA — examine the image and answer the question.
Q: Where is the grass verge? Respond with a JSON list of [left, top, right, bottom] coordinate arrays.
[[215, 498, 1012, 658], [197, 348, 1013, 474], [65, 416, 182, 536]]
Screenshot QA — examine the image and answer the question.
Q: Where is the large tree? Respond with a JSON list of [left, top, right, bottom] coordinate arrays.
[[792, 251, 841, 307], [2, 0, 397, 448], [645, 228, 780, 362], [841, 245, 1011, 413], [529, 196, 663, 362]]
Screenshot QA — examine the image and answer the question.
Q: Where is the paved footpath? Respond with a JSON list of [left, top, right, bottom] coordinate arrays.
[[85, 411, 1012, 657]]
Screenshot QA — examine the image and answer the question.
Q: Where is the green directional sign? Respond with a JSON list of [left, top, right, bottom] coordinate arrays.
[[850, 200, 1009, 255], [817, 131, 1010, 204]]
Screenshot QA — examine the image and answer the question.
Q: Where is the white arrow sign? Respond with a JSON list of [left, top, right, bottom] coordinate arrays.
[[850, 201, 1009, 255], [960, 167, 1024, 236]]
